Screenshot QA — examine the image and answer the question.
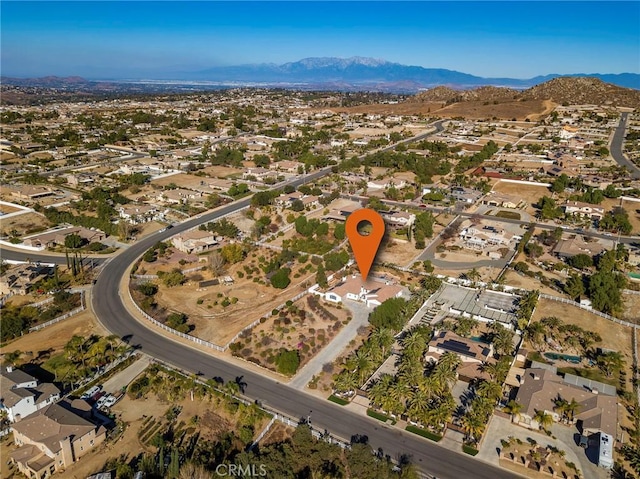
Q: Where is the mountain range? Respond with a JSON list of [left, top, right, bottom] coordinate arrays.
[[2, 57, 639, 94], [183, 57, 639, 90]]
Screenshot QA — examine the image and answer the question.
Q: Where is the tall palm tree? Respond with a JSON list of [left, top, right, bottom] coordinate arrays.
[[354, 348, 373, 385], [565, 398, 580, 423], [597, 351, 625, 377], [371, 327, 395, 358], [477, 380, 502, 402], [333, 372, 358, 394], [437, 351, 462, 373], [533, 410, 554, 432], [504, 400, 523, 422], [368, 374, 394, 410], [401, 330, 425, 359], [407, 388, 431, 423], [553, 397, 569, 423], [460, 411, 484, 445]]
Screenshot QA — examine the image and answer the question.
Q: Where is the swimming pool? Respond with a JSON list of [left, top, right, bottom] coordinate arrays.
[[543, 352, 581, 363]]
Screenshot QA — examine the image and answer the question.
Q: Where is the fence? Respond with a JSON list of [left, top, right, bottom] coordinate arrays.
[[30, 296, 55, 308], [0, 292, 14, 307], [29, 292, 86, 332], [127, 287, 226, 352], [539, 293, 639, 329]]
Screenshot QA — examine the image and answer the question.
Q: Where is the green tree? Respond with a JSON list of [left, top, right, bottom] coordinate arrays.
[[275, 349, 300, 375], [64, 233, 84, 249], [533, 409, 554, 432], [270, 268, 291, 289], [568, 253, 593, 270], [564, 274, 585, 300], [221, 244, 245, 264], [315, 264, 328, 288]]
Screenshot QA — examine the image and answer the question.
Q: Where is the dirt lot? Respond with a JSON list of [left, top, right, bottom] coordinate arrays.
[[200, 165, 244, 179], [492, 180, 551, 215], [147, 247, 318, 345], [0, 308, 109, 359], [231, 296, 351, 374], [317, 101, 446, 116], [432, 99, 555, 121], [0, 211, 51, 236], [621, 292, 640, 324]]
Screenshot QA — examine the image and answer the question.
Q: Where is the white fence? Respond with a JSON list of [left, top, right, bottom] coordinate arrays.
[[29, 291, 86, 332], [127, 287, 225, 352], [539, 293, 639, 329]]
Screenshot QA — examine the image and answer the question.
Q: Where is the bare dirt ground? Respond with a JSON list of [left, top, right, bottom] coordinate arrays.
[[259, 421, 294, 447], [149, 247, 318, 345], [621, 292, 640, 324], [314, 101, 446, 116], [0, 309, 108, 359], [136, 248, 200, 275], [530, 298, 634, 375], [378, 236, 422, 267], [0, 204, 22, 214], [232, 296, 351, 374], [0, 211, 51, 236], [431, 99, 554, 121], [200, 165, 244, 179], [501, 270, 564, 296], [492, 180, 551, 215]]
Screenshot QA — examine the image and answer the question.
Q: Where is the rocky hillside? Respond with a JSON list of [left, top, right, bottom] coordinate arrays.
[[520, 77, 640, 107], [410, 76, 640, 108]]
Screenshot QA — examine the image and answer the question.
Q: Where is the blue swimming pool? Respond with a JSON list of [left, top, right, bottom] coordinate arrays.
[[543, 352, 581, 363]]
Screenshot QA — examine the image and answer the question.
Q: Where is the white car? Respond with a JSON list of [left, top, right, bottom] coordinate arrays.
[[95, 396, 109, 409], [81, 385, 101, 399], [102, 395, 118, 408]]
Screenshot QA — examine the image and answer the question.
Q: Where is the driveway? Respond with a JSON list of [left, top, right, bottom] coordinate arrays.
[[101, 354, 152, 396], [289, 300, 370, 390], [477, 415, 608, 479]]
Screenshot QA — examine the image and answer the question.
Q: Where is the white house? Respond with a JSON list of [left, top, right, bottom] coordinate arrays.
[[0, 366, 60, 422], [321, 276, 405, 308]]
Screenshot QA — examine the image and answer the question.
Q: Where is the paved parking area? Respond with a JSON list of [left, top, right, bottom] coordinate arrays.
[[101, 354, 151, 396]]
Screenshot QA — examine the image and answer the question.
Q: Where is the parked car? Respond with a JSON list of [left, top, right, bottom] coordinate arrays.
[[102, 395, 118, 408], [95, 396, 109, 409], [579, 435, 589, 449], [81, 385, 101, 400]]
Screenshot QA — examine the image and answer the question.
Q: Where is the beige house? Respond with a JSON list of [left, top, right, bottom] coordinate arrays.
[[23, 227, 106, 249], [171, 229, 219, 254], [0, 264, 51, 295], [10, 400, 106, 478], [562, 201, 605, 221], [513, 367, 617, 436]]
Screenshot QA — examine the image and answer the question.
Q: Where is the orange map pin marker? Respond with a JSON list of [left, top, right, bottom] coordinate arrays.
[[345, 208, 385, 281]]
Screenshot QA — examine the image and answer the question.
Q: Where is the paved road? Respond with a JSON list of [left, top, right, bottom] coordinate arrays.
[[289, 300, 371, 390], [611, 112, 640, 179]]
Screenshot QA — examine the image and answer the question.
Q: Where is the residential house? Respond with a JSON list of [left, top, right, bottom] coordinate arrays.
[[322, 276, 406, 308], [367, 178, 407, 190], [425, 331, 495, 383], [0, 264, 52, 295], [482, 192, 523, 209], [171, 229, 219, 254], [156, 188, 202, 205], [459, 223, 514, 250], [381, 211, 416, 228], [242, 167, 277, 182], [11, 186, 57, 201], [10, 400, 107, 478], [628, 248, 640, 267], [562, 201, 605, 221], [449, 186, 483, 204], [513, 367, 617, 437], [118, 204, 165, 224], [0, 366, 60, 422], [552, 236, 612, 259], [270, 160, 303, 173], [22, 227, 106, 249]]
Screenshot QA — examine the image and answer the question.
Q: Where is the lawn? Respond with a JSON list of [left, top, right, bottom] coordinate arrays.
[[494, 210, 521, 220]]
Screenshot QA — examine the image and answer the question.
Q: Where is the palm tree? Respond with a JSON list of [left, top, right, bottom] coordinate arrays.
[[460, 411, 484, 445], [477, 380, 502, 402], [504, 400, 523, 422], [401, 330, 425, 359], [333, 372, 358, 394], [407, 388, 431, 423], [371, 327, 395, 358], [525, 322, 545, 348], [493, 326, 514, 357], [354, 348, 373, 385], [437, 351, 462, 373], [533, 410, 554, 432], [553, 397, 569, 423], [565, 398, 580, 423], [597, 351, 625, 377], [368, 374, 394, 410]]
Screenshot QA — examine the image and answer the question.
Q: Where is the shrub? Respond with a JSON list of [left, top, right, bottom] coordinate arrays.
[[462, 445, 479, 456], [405, 426, 442, 442], [328, 395, 349, 405]]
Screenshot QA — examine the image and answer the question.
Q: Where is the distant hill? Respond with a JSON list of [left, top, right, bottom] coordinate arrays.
[[411, 77, 640, 109]]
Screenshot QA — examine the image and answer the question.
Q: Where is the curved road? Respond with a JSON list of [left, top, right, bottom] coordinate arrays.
[[611, 112, 640, 180]]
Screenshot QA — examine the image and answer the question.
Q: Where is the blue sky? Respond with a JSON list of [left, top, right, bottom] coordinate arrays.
[[2, 1, 639, 79]]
